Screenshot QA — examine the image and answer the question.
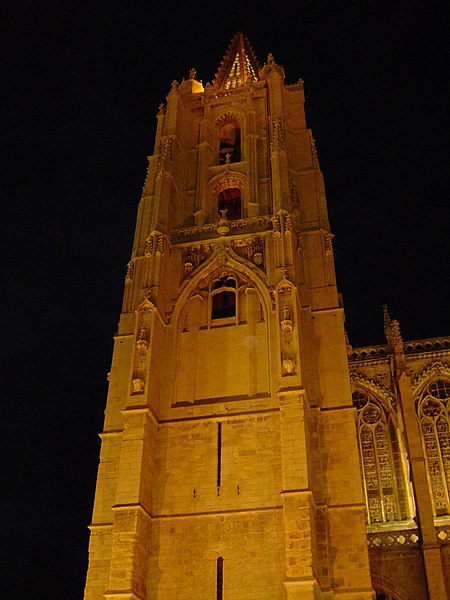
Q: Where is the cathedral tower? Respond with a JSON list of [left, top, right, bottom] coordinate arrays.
[[84, 33, 375, 600]]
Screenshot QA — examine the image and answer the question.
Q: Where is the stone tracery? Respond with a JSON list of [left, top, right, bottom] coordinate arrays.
[[417, 378, 450, 515], [352, 388, 410, 524]]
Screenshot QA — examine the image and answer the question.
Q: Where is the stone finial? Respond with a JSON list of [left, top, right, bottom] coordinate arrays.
[[383, 304, 393, 350], [391, 319, 403, 348], [345, 330, 353, 357], [391, 318, 407, 374], [189, 68, 196, 80], [383, 305, 406, 375], [259, 52, 285, 81]]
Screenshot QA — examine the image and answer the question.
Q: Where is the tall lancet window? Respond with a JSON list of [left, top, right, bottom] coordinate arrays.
[[353, 390, 409, 524], [216, 556, 223, 600], [417, 379, 450, 516]]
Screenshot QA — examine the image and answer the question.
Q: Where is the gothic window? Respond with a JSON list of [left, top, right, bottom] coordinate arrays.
[[353, 390, 409, 524], [211, 275, 237, 321], [218, 187, 241, 220], [417, 379, 450, 516], [218, 121, 240, 164]]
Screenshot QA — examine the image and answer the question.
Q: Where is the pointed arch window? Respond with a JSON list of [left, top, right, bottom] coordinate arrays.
[[353, 390, 410, 524], [417, 379, 450, 516]]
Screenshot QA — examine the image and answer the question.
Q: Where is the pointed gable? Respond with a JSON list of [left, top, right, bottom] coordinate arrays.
[[213, 32, 260, 91]]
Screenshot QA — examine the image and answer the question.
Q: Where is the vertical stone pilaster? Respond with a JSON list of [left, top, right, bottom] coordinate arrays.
[[279, 390, 309, 491], [105, 506, 151, 600], [279, 390, 323, 596], [84, 525, 113, 600], [104, 408, 157, 599]]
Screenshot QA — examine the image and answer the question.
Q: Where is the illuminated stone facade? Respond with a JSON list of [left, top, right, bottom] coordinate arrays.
[[84, 33, 449, 600], [349, 325, 450, 600]]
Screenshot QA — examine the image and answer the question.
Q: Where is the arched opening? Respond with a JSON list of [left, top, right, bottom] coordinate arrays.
[[219, 122, 240, 164], [218, 187, 241, 220], [211, 276, 237, 321]]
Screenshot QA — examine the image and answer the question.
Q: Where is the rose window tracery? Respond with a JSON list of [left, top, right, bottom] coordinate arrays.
[[418, 378, 450, 516]]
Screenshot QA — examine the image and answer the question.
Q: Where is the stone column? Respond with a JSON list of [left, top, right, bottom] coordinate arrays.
[[279, 390, 322, 599]]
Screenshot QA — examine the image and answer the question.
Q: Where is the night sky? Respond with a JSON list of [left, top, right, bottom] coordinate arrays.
[[3, 2, 449, 598]]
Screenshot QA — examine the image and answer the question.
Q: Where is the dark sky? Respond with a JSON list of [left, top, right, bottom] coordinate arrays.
[[3, 1, 449, 598]]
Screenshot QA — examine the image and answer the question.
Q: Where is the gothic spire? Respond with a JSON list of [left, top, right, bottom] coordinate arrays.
[[213, 32, 260, 91]]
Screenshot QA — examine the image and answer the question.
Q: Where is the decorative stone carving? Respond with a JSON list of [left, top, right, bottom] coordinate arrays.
[[171, 216, 272, 243], [367, 530, 420, 550], [181, 245, 213, 280], [145, 234, 164, 257], [217, 210, 230, 236], [183, 262, 193, 276], [271, 117, 285, 148], [138, 296, 155, 313], [375, 370, 388, 383], [277, 280, 292, 296], [125, 260, 134, 283], [132, 378, 145, 394], [269, 287, 276, 310], [290, 185, 300, 211], [145, 236, 152, 257], [231, 237, 265, 270], [324, 233, 333, 257], [280, 306, 293, 334], [165, 298, 177, 324], [311, 136, 318, 164], [136, 326, 149, 355], [161, 137, 174, 168], [216, 248, 229, 264], [282, 358, 296, 374], [253, 252, 263, 266], [284, 214, 293, 234]]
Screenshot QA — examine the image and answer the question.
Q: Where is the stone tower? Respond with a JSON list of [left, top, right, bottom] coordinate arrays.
[[84, 33, 376, 600]]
